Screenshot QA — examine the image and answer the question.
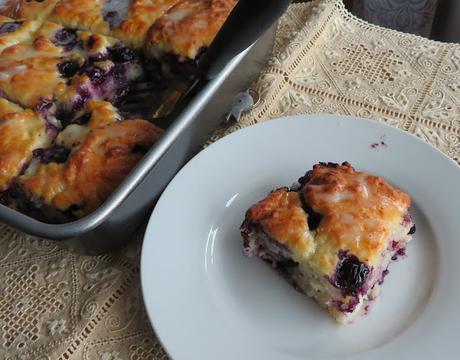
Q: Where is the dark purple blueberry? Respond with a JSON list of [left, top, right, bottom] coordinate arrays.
[[71, 86, 91, 112], [108, 45, 136, 63], [86, 35, 97, 49], [33, 145, 70, 164], [88, 53, 108, 63], [408, 224, 416, 235], [397, 248, 406, 256], [54, 28, 79, 51], [110, 63, 126, 79], [0, 21, 23, 34], [72, 112, 91, 125], [298, 170, 314, 185], [319, 162, 340, 168], [299, 191, 322, 230], [57, 60, 80, 78], [334, 254, 369, 295], [378, 269, 390, 285], [85, 67, 106, 84]]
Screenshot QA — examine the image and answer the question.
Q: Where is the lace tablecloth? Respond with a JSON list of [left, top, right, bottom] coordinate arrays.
[[1, 1, 459, 359]]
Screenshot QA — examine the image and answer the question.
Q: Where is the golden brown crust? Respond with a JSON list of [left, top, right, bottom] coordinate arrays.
[[146, 0, 237, 59], [0, 99, 52, 191], [0, 24, 128, 109], [244, 163, 412, 275], [16, 0, 60, 22], [36, 21, 120, 56], [0, 16, 40, 52], [49, 0, 110, 36], [20, 118, 163, 216], [49, 0, 180, 49], [246, 189, 313, 257], [0, 45, 67, 107], [112, 0, 180, 48], [302, 162, 411, 264]]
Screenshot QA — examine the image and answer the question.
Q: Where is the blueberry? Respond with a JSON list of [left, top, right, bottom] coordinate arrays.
[[299, 192, 322, 230], [110, 63, 127, 81], [33, 145, 70, 164], [54, 28, 79, 51], [108, 45, 136, 63], [72, 86, 91, 112], [408, 224, 416, 235], [334, 254, 369, 294], [85, 67, 106, 84], [86, 35, 97, 49], [0, 21, 23, 34], [57, 60, 80, 78]]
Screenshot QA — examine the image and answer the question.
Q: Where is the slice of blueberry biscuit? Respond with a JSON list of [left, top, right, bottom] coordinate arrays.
[[241, 162, 415, 324]]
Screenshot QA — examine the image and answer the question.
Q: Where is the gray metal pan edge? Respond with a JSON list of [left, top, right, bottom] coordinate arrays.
[[0, 25, 276, 253]]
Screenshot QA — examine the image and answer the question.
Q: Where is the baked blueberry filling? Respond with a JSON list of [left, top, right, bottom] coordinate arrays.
[[57, 60, 81, 78], [33, 145, 70, 164], [72, 86, 91, 112], [108, 45, 136, 63], [147, 49, 206, 81], [0, 21, 23, 34], [84, 66, 106, 85], [333, 252, 370, 295]]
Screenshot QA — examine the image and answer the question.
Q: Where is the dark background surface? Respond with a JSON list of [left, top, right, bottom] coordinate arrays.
[[296, 0, 459, 43]]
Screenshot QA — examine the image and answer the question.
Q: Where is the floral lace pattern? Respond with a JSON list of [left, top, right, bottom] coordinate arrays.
[[212, 0, 460, 165], [0, 1, 459, 359]]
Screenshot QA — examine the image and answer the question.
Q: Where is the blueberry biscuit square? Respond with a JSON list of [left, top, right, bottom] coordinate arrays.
[[241, 162, 415, 324]]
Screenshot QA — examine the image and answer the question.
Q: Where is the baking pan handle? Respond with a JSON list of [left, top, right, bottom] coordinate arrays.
[[198, 0, 292, 80]]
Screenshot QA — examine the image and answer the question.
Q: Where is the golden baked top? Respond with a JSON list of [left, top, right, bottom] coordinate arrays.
[[245, 189, 315, 261], [20, 101, 163, 217], [146, 0, 237, 60], [0, 0, 237, 221], [49, 0, 180, 49], [0, 16, 40, 52], [244, 163, 412, 275], [0, 98, 52, 191], [8, 0, 60, 23], [0, 45, 67, 108]]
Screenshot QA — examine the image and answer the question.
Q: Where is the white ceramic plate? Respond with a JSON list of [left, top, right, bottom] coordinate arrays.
[[141, 115, 460, 360]]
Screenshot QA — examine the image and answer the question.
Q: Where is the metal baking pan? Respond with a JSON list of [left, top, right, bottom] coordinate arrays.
[[0, 21, 277, 253]]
